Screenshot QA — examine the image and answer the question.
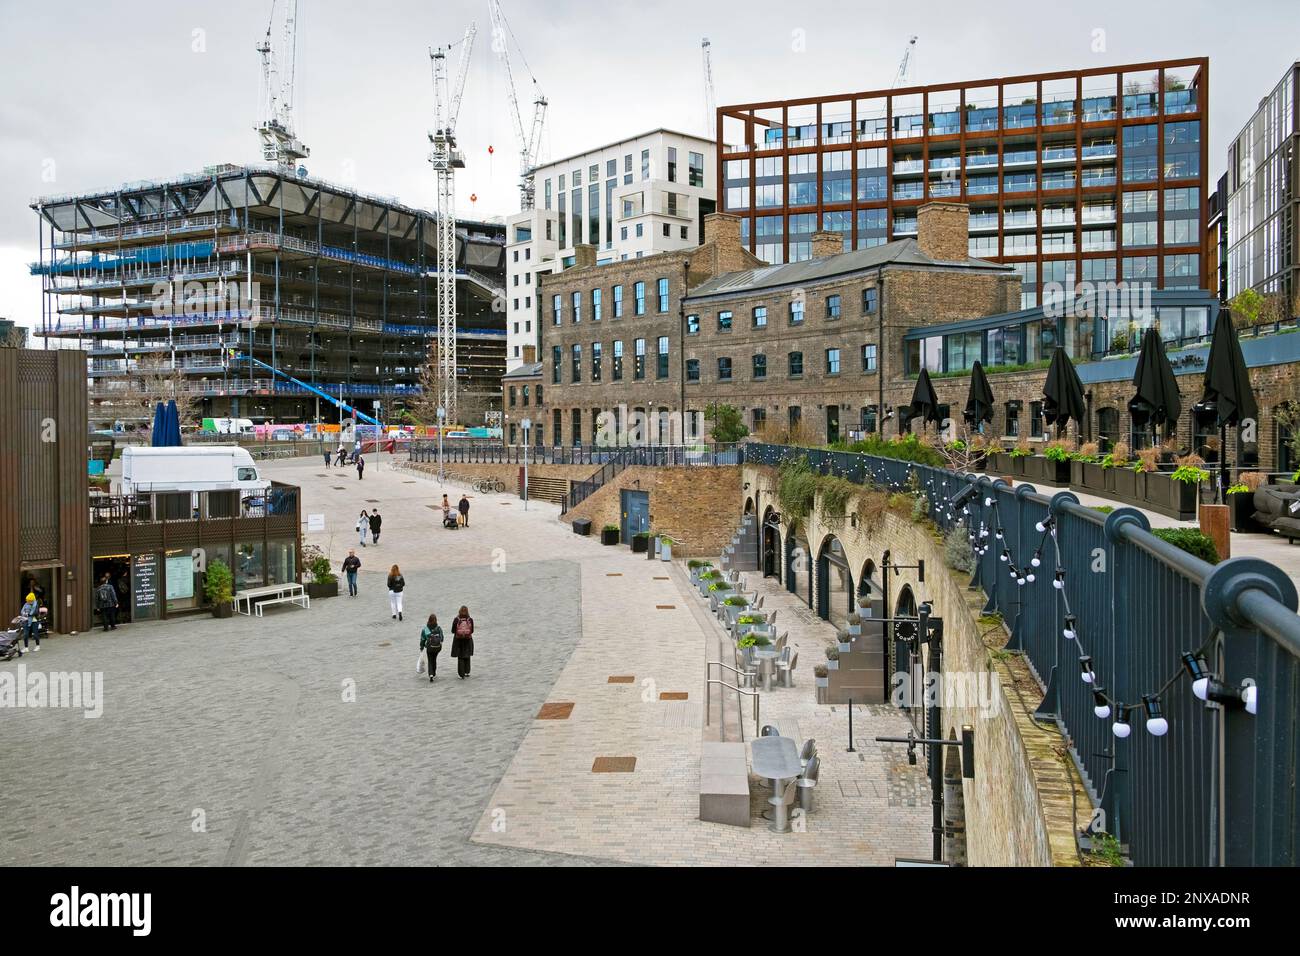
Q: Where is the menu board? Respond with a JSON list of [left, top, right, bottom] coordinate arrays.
[[165, 554, 194, 601], [132, 552, 159, 622]]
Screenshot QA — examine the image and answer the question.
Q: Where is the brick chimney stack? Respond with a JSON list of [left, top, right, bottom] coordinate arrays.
[[916, 201, 970, 262], [810, 231, 843, 258], [571, 244, 598, 269], [704, 212, 742, 249]]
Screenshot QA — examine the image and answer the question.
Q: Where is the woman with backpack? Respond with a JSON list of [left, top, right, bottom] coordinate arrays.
[[418, 613, 444, 682], [450, 605, 475, 679], [356, 510, 369, 547], [386, 564, 406, 621]]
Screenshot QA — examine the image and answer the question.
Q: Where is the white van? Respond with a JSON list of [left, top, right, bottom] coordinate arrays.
[[208, 418, 255, 436], [121, 446, 271, 495]]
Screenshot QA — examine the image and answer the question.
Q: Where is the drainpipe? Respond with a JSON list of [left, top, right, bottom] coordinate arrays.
[[877, 272, 886, 435], [680, 259, 689, 441]]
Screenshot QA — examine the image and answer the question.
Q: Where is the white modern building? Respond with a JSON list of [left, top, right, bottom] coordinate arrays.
[[504, 129, 716, 369]]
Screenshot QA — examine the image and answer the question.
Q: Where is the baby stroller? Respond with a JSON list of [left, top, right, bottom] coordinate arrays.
[[442, 510, 459, 530], [0, 625, 23, 661]]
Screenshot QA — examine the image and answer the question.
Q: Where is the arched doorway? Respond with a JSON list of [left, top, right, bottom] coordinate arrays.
[[858, 559, 884, 620], [744, 496, 755, 515], [762, 507, 781, 581], [816, 535, 854, 629]]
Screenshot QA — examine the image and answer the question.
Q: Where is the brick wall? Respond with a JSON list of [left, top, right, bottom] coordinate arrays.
[[743, 462, 1080, 866], [562, 464, 742, 556]]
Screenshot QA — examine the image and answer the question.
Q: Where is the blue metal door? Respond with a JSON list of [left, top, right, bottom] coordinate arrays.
[[620, 489, 649, 542]]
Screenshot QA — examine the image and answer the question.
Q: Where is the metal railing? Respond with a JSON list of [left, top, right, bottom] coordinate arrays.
[[745, 442, 1300, 866], [705, 668, 761, 742]]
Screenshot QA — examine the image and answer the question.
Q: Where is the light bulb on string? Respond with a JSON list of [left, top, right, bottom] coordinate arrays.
[[1063, 615, 1077, 641], [1112, 708, 1131, 738], [1092, 688, 1111, 719], [1079, 655, 1095, 684], [1181, 652, 1211, 701], [1143, 695, 1169, 737], [1053, 568, 1066, 589]]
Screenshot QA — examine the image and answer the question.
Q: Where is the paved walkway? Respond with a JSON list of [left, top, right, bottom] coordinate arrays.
[[1, 455, 931, 866]]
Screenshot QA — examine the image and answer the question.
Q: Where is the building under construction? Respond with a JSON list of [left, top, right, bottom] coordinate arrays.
[[30, 163, 506, 426]]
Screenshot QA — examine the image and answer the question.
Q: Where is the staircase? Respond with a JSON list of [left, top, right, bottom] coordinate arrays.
[[525, 475, 569, 505], [718, 512, 760, 573]]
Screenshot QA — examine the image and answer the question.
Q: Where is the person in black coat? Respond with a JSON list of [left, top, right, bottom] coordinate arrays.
[[369, 509, 382, 546], [356, 454, 365, 480], [450, 605, 475, 678], [458, 494, 470, 527]]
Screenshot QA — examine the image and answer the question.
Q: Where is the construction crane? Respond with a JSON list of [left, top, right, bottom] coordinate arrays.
[[702, 38, 716, 137], [256, 0, 310, 168], [487, 0, 547, 210], [428, 23, 477, 422], [891, 35, 918, 89]]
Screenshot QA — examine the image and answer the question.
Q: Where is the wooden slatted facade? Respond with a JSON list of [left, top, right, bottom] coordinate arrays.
[[0, 348, 91, 633]]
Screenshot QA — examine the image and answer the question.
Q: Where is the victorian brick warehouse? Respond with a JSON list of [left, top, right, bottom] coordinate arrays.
[[715, 58, 1209, 301], [536, 201, 1300, 474]]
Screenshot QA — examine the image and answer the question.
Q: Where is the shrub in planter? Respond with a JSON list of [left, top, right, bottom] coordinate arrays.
[[600, 524, 620, 545], [1145, 464, 1209, 517], [814, 663, 829, 678], [1112, 465, 1146, 503], [303, 545, 339, 599], [1042, 441, 1074, 484], [825, 645, 840, 661], [631, 532, 649, 553], [205, 559, 235, 618], [687, 559, 712, 570], [659, 536, 674, 560], [1152, 527, 1219, 564]]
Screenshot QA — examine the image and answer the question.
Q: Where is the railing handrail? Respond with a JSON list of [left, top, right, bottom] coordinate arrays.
[[704, 671, 760, 743]]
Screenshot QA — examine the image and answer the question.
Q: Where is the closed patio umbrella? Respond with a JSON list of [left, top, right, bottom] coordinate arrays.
[[1194, 313, 1258, 501], [149, 402, 166, 447], [1128, 328, 1181, 445], [910, 367, 942, 433], [1042, 347, 1086, 437], [963, 360, 995, 432], [164, 398, 183, 447]]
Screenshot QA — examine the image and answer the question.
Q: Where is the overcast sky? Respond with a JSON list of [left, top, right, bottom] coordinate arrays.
[[2, 0, 1296, 330]]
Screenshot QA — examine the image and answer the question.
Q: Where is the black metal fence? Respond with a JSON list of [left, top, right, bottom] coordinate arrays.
[[746, 442, 1300, 866]]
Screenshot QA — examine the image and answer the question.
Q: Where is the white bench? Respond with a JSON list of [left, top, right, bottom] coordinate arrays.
[[253, 593, 310, 616]]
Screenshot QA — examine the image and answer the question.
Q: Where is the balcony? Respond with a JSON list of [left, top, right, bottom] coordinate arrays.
[[893, 184, 924, 201], [893, 158, 924, 175], [1082, 143, 1118, 161], [1081, 169, 1118, 189]]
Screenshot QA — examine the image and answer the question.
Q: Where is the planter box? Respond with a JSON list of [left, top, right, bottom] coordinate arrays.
[[631, 536, 649, 553], [1044, 457, 1072, 486], [989, 452, 1014, 474], [601, 528, 619, 545], [1020, 455, 1047, 482], [815, 680, 829, 704], [212, 601, 234, 619], [826, 659, 840, 671], [306, 580, 339, 600], [1112, 468, 1146, 505], [1073, 460, 1111, 494], [660, 542, 673, 561], [1009, 454, 1030, 477], [1143, 472, 1199, 519], [1229, 492, 1263, 533]]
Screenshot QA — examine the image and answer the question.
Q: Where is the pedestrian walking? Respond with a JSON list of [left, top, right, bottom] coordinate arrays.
[[19, 593, 41, 652], [356, 453, 365, 480], [94, 573, 119, 632], [342, 549, 361, 596], [387, 564, 406, 621], [323, 448, 332, 468], [418, 613, 444, 681], [336, 444, 347, 467], [441, 494, 452, 527], [450, 605, 475, 678], [458, 494, 470, 527], [369, 509, 382, 546], [357, 510, 370, 547]]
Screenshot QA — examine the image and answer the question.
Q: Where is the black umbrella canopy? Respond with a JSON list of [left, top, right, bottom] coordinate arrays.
[[1128, 328, 1181, 435], [910, 367, 942, 427], [964, 360, 995, 428], [1197, 313, 1258, 428], [1042, 347, 1087, 435]]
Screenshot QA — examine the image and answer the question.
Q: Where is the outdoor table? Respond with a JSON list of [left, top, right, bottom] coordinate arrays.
[[752, 647, 781, 691], [750, 736, 801, 833], [234, 582, 305, 616]]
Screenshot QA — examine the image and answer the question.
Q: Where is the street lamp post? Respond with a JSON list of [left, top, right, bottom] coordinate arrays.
[[521, 417, 532, 511], [437, 405, 446, 485]]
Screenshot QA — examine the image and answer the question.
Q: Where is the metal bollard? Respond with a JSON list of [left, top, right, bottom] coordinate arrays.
[[847, 697, 856, 752]]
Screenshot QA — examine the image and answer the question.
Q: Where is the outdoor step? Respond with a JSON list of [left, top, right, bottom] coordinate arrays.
[[699, 741, 751, 828]]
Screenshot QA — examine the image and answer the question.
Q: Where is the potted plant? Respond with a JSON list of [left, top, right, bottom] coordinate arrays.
[[1145, 461, 1208, 518], [707, 580, 732, 612], [825, 644, 840, 671], [697, 568, 721, 597], [814, 663, 829, 703], [986, 440, 1011, 475], [660, 536, 674, 561], [688, 559, 712, 586], [721, 594, 749, 626], [601, 524, 620, 546], [631, 531, 649, 553], [1228, 473, 1266, 532], [1009, 440, 1032, 477], [846, 612, 862, 638], [836, 628, 853, 654], [1071, 442, 1104, 492], [1114, 446, 1152, 504], [734, 612, 763, 639], [205, 558, 234, 618], [303, 545, 338, 599], [1042, 439, 1074, 486]]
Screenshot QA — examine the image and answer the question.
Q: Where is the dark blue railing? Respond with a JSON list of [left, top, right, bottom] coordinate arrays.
[[745, 442, 1300, 867]]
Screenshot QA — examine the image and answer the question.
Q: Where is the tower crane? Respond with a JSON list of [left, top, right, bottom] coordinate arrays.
[[256, 0, 310, 168], [487, 0, 547, 210], [428, 23, 477, 422], [891, 35, 918, 89], [702, 38, 716, 137]]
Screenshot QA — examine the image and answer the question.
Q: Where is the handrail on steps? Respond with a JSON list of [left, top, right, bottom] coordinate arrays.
[[705, 666, 760, 742]]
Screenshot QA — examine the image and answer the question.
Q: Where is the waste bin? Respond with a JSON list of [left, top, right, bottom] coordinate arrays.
[[572, 518, 592, 536]]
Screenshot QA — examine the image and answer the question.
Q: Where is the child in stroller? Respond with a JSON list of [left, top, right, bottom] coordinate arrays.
[[442, 510, 459, 530], [2, 607, 46, 660]]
